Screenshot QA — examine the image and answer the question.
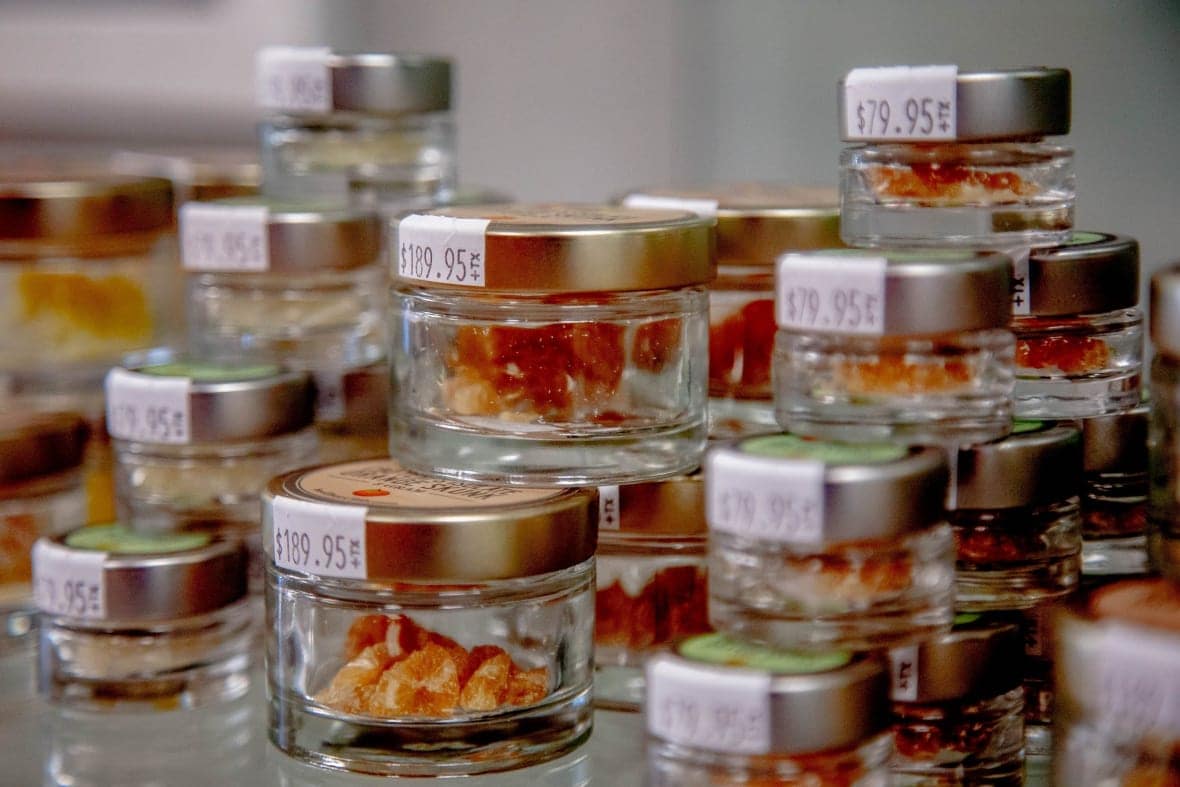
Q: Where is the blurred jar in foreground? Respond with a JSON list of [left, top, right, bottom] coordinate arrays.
[[110, 146, 261, 207], [1148, 264, 1180, 578], [1080, 405, 1149, 577]]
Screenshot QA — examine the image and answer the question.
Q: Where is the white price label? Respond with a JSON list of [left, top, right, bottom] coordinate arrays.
[[622, 194, 719, 219], [105, 369, 192, 445], [1087, 623, 1180, 736], [844, 65, 958, 141], [890, 646, 920, 702], [271, 497, 367, 580], [311, 367, 346, 422], [646, 656, 772, 755], [706, 450, 825, 544], [396, 214, 491, 288], [180, 204, 270, 272], [256, 46, 333, 113], [775, 254, 887, 336], [597, 485, 620, 531], [1006, 246, 1032, 316], [32, 541, 107, 620]]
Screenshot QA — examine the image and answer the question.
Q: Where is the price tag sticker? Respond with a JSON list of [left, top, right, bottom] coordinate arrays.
[[775, 254, 887, 336], [706, 450, 825, 544], [105, 368, 192, 445], [311, 367, 346, 422], [890, 646, 920, 702], [843, 65, 958, 141], [1087, 623, 1180, 736], [256, 46, 333, 113], [32, 541, 107, 620], [180, 203, 270, 272], [1005, 246, 1032, 316], [622, 194, 719, 219], [396, 214, 491, 288], [597, 485, 620, 531], [271, 497, 367, 580], [646, 655, 772, 754]]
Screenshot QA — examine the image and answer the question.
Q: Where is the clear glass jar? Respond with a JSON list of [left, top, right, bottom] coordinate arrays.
[[1007, 600, 1057, 758], [34, 524, 252, 708], [838, 67, 1073, 248], [774, 249, 1014, 446], [707, 434, 955, 651], [1081, 405, 1149, 576], [315, 362, 390, 463], [181, 199, 386, 425], [263, 459, 596, 776], [389, 204, 713, 485], [888, 614, 1025, 785], [595, 474, 709, 711], [110, 146, 262, 207], [951, 421, 1083, 610], [1012, 232, 1143, 417], [256, 47, 454, 215], [1149, 266, 1180, 578], [646, 634, 892, 787], [0, 412, 88, 650]]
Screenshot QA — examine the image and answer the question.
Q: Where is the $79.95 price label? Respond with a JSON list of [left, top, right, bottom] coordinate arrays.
[[256, 46, 332, 113], [706, 450, 825, 544], [396, 214, 491, 288], [775, 254, 887, 336], [646, 656, 772, 755], [180, 203, 270, 272], [105, 368, 192, 445], [32, 541, 107, 620], [843, 65, 957, 141], [271, 497, 368, 580]]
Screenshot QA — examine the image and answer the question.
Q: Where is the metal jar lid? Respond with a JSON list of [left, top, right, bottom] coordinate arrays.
[[264, 459, 596, 582], [0, 411, 89, 484], [707, 434, 947, 542], [1082, 404, 1148, 476], [838, 67, 1070, 141], [1020, 232, 1140, 317], [180, 198, 383, 273], [646, 633, 888, 755], [953, 421, 1082, 510], [256, 47, 451, 115], [394, 204, 715, 292], [776, 249, 1011, 335], [597, 473, 705, 540], [1150, 263, 1180, 358], [890, 615, 1024, 703], [621, 183, 841, 265]]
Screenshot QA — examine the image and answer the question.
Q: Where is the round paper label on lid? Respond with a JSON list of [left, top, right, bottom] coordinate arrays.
[[679, 633, 852, 673]]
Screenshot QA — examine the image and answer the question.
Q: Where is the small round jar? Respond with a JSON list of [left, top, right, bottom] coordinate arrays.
[[839, 66, 1073, 248], [595, 474, 709, 711], [389, 204, 713, 485], [110, 146, 262, 206], [0, 412, 89, 649], [1008, 600, 1058, 757], [706, 433, 955, 650], [888, 614, 1025, 785], [951, 421, 1083, 610], [774, 249, 1015, 446], [1149, 265, 1180, 579], [263, 459, 596, 776], [34, 524, 252, 708], [646, 633, 891, 786], [256, 46, 454, 213], [1081, 405, 1149, 577], [180, 198, 386, 424]]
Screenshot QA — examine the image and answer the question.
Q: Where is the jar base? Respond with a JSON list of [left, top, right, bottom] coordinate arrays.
[[954, 561, 1079, 611], [40, 651, 253, 711], [592, 664, 644, 712], [891, 755, 1025, 786], [707, 397, 778, 440], [1024, 722, 1053, 758], [1082, 536, 1149, 577], [779, 408, 1011, 448], [1013, 373, 1141, 418], [841, 202, 1073, 249]]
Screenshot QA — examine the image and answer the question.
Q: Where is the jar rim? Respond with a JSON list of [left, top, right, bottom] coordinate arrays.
[[0, 172, 173, 242], [0, 410, 89, 482]]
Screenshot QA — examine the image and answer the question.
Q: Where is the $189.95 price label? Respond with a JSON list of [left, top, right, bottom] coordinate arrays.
[[270, 497, 368, 580], [396, 214, 491, 287], [775, 254, 887, 336], [843, 65, 957, 141], [32, 541, 107, 620]]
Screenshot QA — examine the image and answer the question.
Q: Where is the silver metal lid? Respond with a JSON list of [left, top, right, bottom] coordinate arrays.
[[597, 473, 705, 539], [1082, 405, 1148, 475], [0, 411, 89, 484], [838, 67, 1070, 141], [891, 614, 1023, 703], [953, 421, 1082, 509], [1150, 263, 1180, 357], [1022, 232, 1139, 316]]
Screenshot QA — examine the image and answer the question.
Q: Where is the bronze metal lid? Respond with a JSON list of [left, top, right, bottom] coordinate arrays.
[[889, 614, 1024, 703], [1150, 263, 1180, 358], [953, 421, 1082, 510], [1081, 404, 1148, 476], [0, 411, 89, 484], [596, 472, 705, 539], [1022, 232, 1139, 316]]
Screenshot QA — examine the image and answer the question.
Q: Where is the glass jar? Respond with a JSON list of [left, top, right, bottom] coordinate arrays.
[[256, 46, 454, 214], [1054, 578, 1180, 786], [1009, 600, 1058, 758], [1081, 405, 1149, 576], [0, 412, 88, 650], [110, 146, 262, 206], [707, 433, 955, 650], [595, 473, 709, 711], [34, 524, 252, 708], [180, 198, 386, 425], [315, 362, 390, 463], [839, 66, 1073, 248], [646, 633, 891, 787], [888, 614, 1025, 785], [774, 249, 1015, 446], [389, 204, 713, 485], [1149, 265, 1180, 578], [263, 459, 596, 776], [951, 421, 1083, 610]]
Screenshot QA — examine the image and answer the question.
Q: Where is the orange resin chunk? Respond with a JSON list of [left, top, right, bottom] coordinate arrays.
[[1016, 335, 1110, 374], [835, 355, 974, 395], [709, 299, 776, 397], [868, 163, 1034, 204]]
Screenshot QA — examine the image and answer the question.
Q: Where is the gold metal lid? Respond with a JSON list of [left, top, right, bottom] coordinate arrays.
[[597, 473, 705, 539], [0, 411, 89, 484], [891, 614, 1024, 703]]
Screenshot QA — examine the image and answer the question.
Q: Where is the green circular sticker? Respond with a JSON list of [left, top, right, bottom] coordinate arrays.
[[741, 433, 907, 465], [678, 633, 851, 673], [1063, 231, 1109, 247], [66, 524, 211, 554], [1011, 420, 1045, 435], [139, 360, 281, 383], [953, 612, 982, 627]]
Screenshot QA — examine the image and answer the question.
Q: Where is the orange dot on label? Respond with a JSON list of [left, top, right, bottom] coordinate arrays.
[[352, 489, 390, 497]]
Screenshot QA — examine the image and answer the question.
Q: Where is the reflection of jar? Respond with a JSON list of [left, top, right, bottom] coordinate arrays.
[[951, 421, 1082, 610], [774, 249, 1014, 445], [0, 412, 88, 650], [1012, 232, 1142, 417], [707, 434, 954, 650], [1149, 266, 1180, 579], [255, 46, 454, 214], [1080, 405, 1149, 576], [110, 146, 261, 207], [389, 204, 713, 485], [263, 459, 595, 776], [594, 474, 708, 711], [34, 525, 251, 708], [181, 198, 386, 425], [839, 66, 1073, 248], [888, 614, 1025, 785], [646, 633, 891, 786]]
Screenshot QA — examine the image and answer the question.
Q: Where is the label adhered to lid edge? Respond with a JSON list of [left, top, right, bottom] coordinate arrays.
[[646, 654, 773, 755], [843, 65, 958, 141], [105, 368, 192, 445], [396, 214, 491, 288], [256, 46, 333, 113], [181, 203, 270, 273], [775, 253, 888, 336], [707, 448, 825, 544], [32, 540, 107, 620]]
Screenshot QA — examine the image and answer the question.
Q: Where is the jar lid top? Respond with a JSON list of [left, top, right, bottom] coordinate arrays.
[[256, 46, 451, 115], [646, 634, 888, 755], [776, 249, 1011, 335], [110, 148, 261, 202], [1022, 232, 1139, 316], [33, 526, 248, 623], [393, 203, 715, 292], [621, 183, 841, 265], [1150, 263, 1180, 357], [706, 434, 947, 543], [0, 411, 89, 484], [953, 421, 1082, 509], [264, 459, 596, 582], [105, 351, 316, 444], [596, 473, 705, 539], [180, 198, 383, 273], [838, 66, 1070, 141], [0, 171, 173, 242], [891, 614, 1024, 703], [1082, 404, 1148, 475]]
